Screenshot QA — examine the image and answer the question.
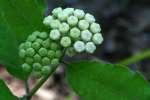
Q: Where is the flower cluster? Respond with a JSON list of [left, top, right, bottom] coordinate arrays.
[[19, 7, 103, 77]]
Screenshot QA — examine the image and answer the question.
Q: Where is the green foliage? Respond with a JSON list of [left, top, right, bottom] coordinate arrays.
[[0, 79, 17, 100], [67, 61, 150, 100]]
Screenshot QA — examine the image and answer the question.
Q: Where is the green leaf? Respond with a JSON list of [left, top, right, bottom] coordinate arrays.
[[67, 61, 150, 100], [0, 79, 18, 100]]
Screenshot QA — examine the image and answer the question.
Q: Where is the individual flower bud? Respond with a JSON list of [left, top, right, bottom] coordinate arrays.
[[74, 9, 85, 19], [78, 20, 89, 30], [24, 42, 32, 49], [50, 19, 60, 29], [35, 38, 43, 44], [49, 29, 60, 40], [48, 50, 55, 59], [58, 12, 68, 21], [59, 23, 70, 33], [43, 15, 53, 26], [33, 63, 42, 71], [19, 43, 25, 49], [90, 23, 101, 33], [19, 49, 26, 58], [85, 13, 95, 23], [32, 42, 40, 50], [25, 57, 34, 64], [22, 63, 32, 73], [42, 39, 50, 48], [51, 58, 59, 66], [41, 66, 51, 75], [81, 30, 92, 41], [27, 34, 36, 42], [26, 48, 35, 57], [60, 36, 72, 47], [50, 42, 59, 50], [34, 54, 41, 62], [38, 32, 48, 39], [32, 71, 42, 78], [52, 7, 63, 17], [67, 16, 78, 26], [42, 57, 50, 65], [69, 27, 80, 39], [55, 50, 62, 58], [73, 41, 85, 53], [38, 48, 48, 57], [66, 47, 76, 57], [63, 8, 74, 15], [85, 42, 96, 53], [32, 31, 40, 36], [92, 33, 103, 45]]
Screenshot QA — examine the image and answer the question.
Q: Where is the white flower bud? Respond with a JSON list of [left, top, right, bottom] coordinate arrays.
[[49, 29, 61, 40], [90, 23, 101, 33], [74, 9, 85, 19], [43, 15, 53, 26], [60, 36, 71, 47], [85, 42, 96, 53], [85, 13, 95, 23], [52, 7, 63, 17], [74, 41, 85, 53], [59, 23, 70, 33], [50, 19, 60, 29], [92, 33, 103, 45], [67, 16, 78, 26], [78, 20, 89, 30], [63, 8, 74, 15], [81, 30, 92, 41], [58, 12, 68, 21], [69, 27, 81, 39]]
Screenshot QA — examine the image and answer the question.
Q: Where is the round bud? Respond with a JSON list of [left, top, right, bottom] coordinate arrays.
[[51, 58, 59, 66], [58, 12, 68, 21], [59, 23, 69, 33], [66, 47, 76, 57], [42, 39, 50, 48], [90, 23, 101, 33], [42, 57, 50, 65], [81, 30, 92, 41], [55, 50, 62, 58], [24, 42, 32, 49], [43, 15, 53, 26], [34, 54, 41, 62], [32, 42, 40, 50], [38, 32, 48, 39], [60, 36, 72, 47], [85, 13, 95, 23], [78, 20, 89, 30], [48, 50, 55, 59], [49, 29, 60, 40], [92, 33, 103, 45], [25, 57, 34, 64], [63, 8, 74, 15], [50, 42, 59, 50], [27, 34, 36, 42], [32, 71, 42, 78], [33, 63, 42, 71], [35, 38, 43, 44], [38, 48, 48, 57], [32, 31, 40, 36], [41, 66, 51, 75], [69, 27, 80, 39], [52, 7, 63, 17], [74, 9, 85, 19], [50, 19, 60, 29], [19, 49, 26, 58], [67, 16, 78, 26], [85, 42, 96, 53], [26, 48, 35, 57], [73, 41, 85, 53], [19, 43, 25, 49], [22, 63, 32, 73]]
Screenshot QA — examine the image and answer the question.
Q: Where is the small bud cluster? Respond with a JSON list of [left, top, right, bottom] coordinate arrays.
[[19, 31, 62, 77], [43, 7, 103, 56]]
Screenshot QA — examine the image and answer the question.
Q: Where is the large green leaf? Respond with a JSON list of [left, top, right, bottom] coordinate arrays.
[[0, 79, 17, 100], [67, 61, 150, 100]]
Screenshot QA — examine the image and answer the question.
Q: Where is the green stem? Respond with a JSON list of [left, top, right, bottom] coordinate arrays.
[[118, 49, 150, 65]]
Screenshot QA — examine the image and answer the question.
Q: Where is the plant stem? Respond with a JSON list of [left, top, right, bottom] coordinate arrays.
[[118, 49, 150, 65], [25, 80, 29, 94]]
